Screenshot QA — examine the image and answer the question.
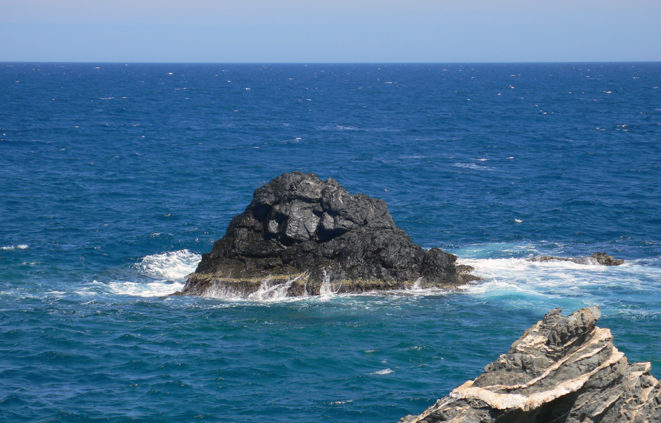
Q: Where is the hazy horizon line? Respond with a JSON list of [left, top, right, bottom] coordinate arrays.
[[3, 60, 660, 65]]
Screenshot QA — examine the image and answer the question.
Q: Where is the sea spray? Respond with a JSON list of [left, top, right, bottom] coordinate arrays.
[[104, 250, 201, 297], [134, 249, 201, 280]]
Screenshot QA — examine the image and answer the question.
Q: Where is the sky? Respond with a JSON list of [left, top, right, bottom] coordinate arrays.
[[1, 0, 660, 63]]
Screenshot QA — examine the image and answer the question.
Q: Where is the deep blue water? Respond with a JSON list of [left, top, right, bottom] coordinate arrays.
[[1, 63, 660, 422]]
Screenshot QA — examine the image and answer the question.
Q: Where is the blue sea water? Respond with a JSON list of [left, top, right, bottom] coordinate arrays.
[[1, 63, 660, 422]]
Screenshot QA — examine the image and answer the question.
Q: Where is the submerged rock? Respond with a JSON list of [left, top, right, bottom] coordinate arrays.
[[400, 307, 660, 423], [528, 252, 624, 266], [180, 172, 476, 297]]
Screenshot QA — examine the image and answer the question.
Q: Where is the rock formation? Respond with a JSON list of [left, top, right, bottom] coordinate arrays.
[[400, 307, 660, 423], [180, 172, 476, 297], [528, 252, 624, 266]]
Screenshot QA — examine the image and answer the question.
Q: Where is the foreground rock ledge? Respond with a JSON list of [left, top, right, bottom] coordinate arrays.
[[401, 307, 660, 423], [180, 172, 476, 297]]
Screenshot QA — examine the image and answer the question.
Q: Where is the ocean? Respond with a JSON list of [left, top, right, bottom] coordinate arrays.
[[1, 63, 660, 422]]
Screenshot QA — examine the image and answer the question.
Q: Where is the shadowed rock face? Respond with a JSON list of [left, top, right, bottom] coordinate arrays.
[[401, 307, 660, 423], [181, 172, 476, 297]]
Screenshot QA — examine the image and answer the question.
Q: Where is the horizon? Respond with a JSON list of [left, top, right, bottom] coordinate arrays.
[[3, 60, 661, 65], [2, 0, 660, 63]]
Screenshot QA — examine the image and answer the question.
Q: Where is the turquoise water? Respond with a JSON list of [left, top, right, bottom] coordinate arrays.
[[1, 63, 660, 421]]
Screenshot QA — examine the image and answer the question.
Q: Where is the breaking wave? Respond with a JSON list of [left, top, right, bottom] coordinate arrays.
[[103, 250, 201, 297], [134, 249, 201, 281], [456, 253, 661, 315]]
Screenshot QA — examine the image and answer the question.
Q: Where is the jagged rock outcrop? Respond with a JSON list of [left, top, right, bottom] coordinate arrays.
[[528, 252, 624, 266], [180, 172, 476, 297], [400, 307, 660, 423]]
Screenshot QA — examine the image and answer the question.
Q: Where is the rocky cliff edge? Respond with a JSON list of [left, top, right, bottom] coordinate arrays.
[[401, 307, 660, 423]]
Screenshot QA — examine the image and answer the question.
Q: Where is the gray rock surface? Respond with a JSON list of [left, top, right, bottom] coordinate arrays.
[[401, 307, 660, 423], [180, 172, 476, 297], [528, 252, 624, 266]]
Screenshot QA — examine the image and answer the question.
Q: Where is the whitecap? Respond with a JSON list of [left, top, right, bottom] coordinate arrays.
[[399, 155, 428, 160], [335, 125, 359, 131], [1, 244, 28, 251], [456, 255, 661, 305], [134, 249, 201, 281], [74, 287, 98, 297], [107, 280, 184, 298], [452, 162, 494, 171], [371, 368, 393, 375]]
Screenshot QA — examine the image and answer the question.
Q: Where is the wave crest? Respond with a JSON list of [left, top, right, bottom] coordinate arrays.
[[134, 249, 201, 281], [1, 244, 29, 251]]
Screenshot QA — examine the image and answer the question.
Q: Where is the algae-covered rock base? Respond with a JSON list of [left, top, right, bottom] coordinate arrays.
[[401, 307, 660, 423], [180, 172, 476, 297]]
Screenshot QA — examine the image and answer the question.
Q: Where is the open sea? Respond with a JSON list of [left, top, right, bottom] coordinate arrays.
[[1, 63, 660, 422]]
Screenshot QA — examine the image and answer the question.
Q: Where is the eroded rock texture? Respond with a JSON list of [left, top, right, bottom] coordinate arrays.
[[401, 307, 660, 423], [181, 172, 475, 297]]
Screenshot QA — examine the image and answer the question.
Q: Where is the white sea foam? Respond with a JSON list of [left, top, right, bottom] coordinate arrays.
[[399, 154, 428, 160], [330, 400, 353, 405], [97, 250, 201, 298], [319, 270, 341, 299], [134, 249, 201, 281], [372, 368, 393, 375], [246, 274, 306, 301], [74, 286, 98, 297], [452, 241, 542, 258], [335, 125, 359, 131], [452, 162, 494, 171], [107, 280, 184, 298], [1, 244, 28, 251], [457, 255, 661, 306], [316, 124, 361, 132], [200, 273, 310, 302]]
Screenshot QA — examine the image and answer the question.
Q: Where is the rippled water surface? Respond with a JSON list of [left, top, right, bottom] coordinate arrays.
[[1, 63, 660, 421]]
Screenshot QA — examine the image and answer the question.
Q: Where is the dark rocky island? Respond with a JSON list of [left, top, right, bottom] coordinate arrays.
[[528, 252, 624, 266], [401, 307, 660, 423], [180, 172, 476, 297]]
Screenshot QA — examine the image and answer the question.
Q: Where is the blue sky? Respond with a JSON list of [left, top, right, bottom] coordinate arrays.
[[1, 0, 659, 62]]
